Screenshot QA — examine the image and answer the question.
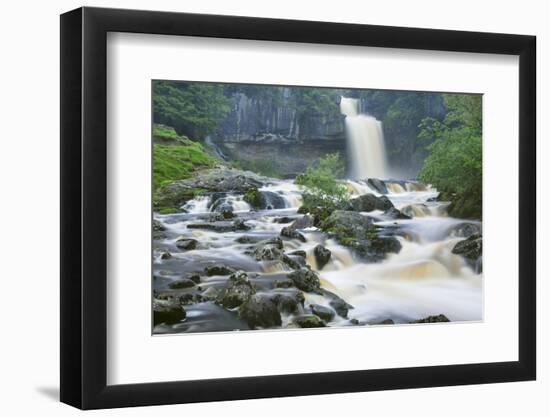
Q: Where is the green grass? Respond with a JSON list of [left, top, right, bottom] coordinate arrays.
[[153, 141, 217, 190], [153, 124, 181, 140]]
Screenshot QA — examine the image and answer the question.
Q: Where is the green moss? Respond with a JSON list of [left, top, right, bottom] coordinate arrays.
[[153, 142, 217, 190], [153, 124, 181, 140], [243, 188, 264, 208], [157, 207, 179, 214], [441, 190, 482, 220]]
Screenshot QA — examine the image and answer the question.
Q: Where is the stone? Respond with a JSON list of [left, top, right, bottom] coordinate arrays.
[[239, 295, 282, 329], [313, 245, 331, 269], [310, 304, 335, 321], [287, 268, 321, 293]]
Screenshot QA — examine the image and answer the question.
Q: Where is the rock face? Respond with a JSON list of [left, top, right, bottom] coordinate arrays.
[[239, 294, 282, 329], [313, 245, 332, 269], [153, 299, 186, 325], [321, 210, 402, 262], [287, 268, 321, 293], [218, 271, 256, 308]]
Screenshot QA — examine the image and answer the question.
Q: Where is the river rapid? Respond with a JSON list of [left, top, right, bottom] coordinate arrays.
[[153, 177, 482, 334]]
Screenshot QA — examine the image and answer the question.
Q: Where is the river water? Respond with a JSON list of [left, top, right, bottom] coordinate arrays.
[[153, 178, 482, 334]]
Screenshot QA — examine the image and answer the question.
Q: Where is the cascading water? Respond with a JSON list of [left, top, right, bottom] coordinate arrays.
[[340, 97, 388, 180]]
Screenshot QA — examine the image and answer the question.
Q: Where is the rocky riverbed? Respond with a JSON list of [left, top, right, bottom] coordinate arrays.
[[153, 168, 482, 334]]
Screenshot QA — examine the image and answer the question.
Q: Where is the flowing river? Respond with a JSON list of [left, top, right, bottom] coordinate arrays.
[[153, 177, 482, 334]]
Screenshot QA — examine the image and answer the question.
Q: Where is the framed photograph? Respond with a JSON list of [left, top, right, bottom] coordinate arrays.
[[60, 6, 536, 409]]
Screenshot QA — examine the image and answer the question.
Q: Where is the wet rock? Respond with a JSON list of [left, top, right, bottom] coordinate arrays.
[[153, 219, 167, 239], [235, 235, 257, 244], [313, 245, 332, 269], [369, 319, 395, 325], [451, 223, 482, 238], [281, 227, 306, 242], [175, 237, 198, 250], [168, 278, 196, 289], [204, 264, 236, 276], [178, 293, 203, 305], [384, 207, 411, 220], [187, 219, 250, 233], [320, 210, 402, 262], [239, 294, 282, 329], [289, 250, 306, 258], [329, 298, 352, 319], [367, 178, 389, 194], [160, 251, 172, 260], [186, 273, 201, 284], [243, 187, 265, 209], [274, 278, 295, 289], [201, 286, 220, 301], [270, 291, 304, 314], [293, 315, 326, 328], [153, 299, 186, 325], [411, 314, 450, 323], [349, 318, 360, 325], [217, 271, 256, 308], [452, 234, 482, 264], [287, 268, 321, 293], [218, 203, 234, 219], [347, 194, 394, 212], [311, 304, 335, 321], [261, 191, 287, 210], [273, 216, 295, 224], [254, 244, 284, 261], [283, 254, 305, 269]]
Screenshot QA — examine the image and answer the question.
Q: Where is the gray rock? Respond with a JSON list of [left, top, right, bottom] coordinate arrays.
[[160, 251, 172, 260], [366, 178, 389, 194], [239, 294, 282, 329], [293, 315, 326, 328], [175, 237, 198, 250], [204, 264, 236, 276], [287, 268, 321, 293], [153, 299, 186, 325], [217, 271, 256, 308], [280, 215, 314, 242], [168, 279, 196, 289], [347, 194, 394, 212], [410, 314, 450, 323], [452, 234, 482, 264], [384, 207, 411, 220], [313, 245, 331, 269], [311, 304, 335, 321], [187, 219, 249, 233]]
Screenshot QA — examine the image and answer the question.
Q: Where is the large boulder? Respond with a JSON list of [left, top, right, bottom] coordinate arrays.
[[311, 304, 335, 321], [287, 268, 321, 293], [153, 299, 186, 325], [347, 194, 394, 212], [320, 210, 402, 262], [313, 245, 332, 269], [217, 271, 256, 308], [269, 291, 305, 314], [239, 294, 282, 329]]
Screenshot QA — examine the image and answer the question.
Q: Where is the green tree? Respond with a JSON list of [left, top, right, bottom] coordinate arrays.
[[418, 94, 482, 219], [295, 153, 348, 212], [153, 81, 230, 139]]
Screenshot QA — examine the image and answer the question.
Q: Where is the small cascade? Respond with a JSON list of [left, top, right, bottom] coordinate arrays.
[[340, 97, 389, 180]]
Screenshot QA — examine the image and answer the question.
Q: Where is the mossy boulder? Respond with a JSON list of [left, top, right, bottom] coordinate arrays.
[[217, 271, 256, 308], [452, 233, 482, 269], [311, 304, 335, 321], [239, 294, 282, 329], [293, 315, 326, 328], [168, 278, 196, 289], [287, 268, 321, 293], [175, 237, 198, 250], [346, 194, 394, 212], [153, 299, 186, 325], [320, 210, 402, 262], [204, 264, 236, 276]]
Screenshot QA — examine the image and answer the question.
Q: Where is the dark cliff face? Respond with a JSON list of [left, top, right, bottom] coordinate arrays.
[[214, 90, 346, 143]]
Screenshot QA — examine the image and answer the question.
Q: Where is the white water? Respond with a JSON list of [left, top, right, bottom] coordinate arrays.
[[155, 176, 482, 331], [340, 97, 389, 180]]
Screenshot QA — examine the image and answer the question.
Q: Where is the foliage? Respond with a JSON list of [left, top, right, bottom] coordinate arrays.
[[153, 140, 217, 190], [153, 81, 231, 139], [243, 188, 264, 208], [153, 124, 181, 140], [295, 153, 348, 211], [418, 94, 482, 219]]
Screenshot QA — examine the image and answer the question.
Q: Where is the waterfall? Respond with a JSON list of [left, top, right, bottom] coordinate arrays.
[[340, 97, 388, 180]]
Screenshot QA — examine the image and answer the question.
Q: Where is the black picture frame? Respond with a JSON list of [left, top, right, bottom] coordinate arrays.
[[60, 6, 536, 410]]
